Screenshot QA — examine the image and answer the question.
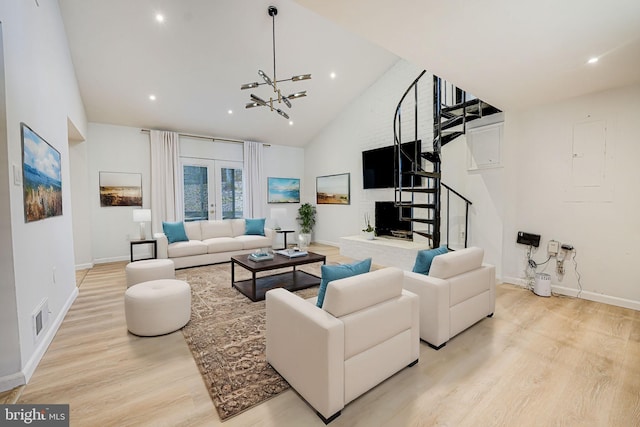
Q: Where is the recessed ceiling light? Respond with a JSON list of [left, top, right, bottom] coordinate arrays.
[[149, 94, 156, 101], [155, 14, 165, 23], [228, 109, 233, 115], [289, 121, 294, 126], [330, 72, 337, 79], [588, 57, 599, 64]]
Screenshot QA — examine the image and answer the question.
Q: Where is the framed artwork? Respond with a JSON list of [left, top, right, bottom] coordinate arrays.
[[99, 172, 142, 207], [316, 173, 350, 205], [21, 123, 63, 222], [268, 177, 300, 203]]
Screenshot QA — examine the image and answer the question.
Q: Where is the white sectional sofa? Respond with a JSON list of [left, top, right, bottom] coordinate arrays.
[[155, 219, 274, 269]]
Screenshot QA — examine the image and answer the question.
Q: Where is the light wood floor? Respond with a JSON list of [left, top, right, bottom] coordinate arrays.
[[8, 244, 640, 426]]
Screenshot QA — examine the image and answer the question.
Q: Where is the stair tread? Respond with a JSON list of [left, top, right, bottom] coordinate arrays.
[[402, 217, 436, 224], [397, 202, 436, 209], [397, 187, 437, 193], [402, 170, 441, 179]]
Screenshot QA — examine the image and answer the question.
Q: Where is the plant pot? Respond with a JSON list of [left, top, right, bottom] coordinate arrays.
[[298, 233, 311, 249], [363, 231, 375, 240]]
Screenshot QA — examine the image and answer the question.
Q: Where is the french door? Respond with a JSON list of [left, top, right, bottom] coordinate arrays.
[[182, 159, 243, 221]]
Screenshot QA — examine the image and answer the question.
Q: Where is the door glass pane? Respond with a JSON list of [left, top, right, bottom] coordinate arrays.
[[183, 165, 208, 221], [220, 167, 243, 219]]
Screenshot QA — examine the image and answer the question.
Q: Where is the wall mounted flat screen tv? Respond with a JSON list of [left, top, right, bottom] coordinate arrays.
[[362, 140, 422, 189]]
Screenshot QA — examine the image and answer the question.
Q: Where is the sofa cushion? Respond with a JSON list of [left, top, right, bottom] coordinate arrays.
[[203, 237, 243, 253], [201, 220, 233, 240], [429, 247, 484, 279], [235, 234, 272, 250], [163, 221, 189, 244], [317, 258, 372, 308], [167, 240, 208, 258], [245, 218, 266, 236], [183, 221, 202, 241], [412, 245, 448, 275], [322, 267, 403, 317], [230, 219, 246, 237]]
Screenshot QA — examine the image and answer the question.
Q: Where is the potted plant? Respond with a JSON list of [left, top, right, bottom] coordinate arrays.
[[362, 213, 375, 240], [296, 203, 316, 249]]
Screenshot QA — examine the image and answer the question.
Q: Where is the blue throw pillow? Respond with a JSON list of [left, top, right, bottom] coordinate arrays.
[[412, 245, 448, 275], [245, 218, 266, 236], [317, 258, 372, 308], [162, 221, 189, 244]]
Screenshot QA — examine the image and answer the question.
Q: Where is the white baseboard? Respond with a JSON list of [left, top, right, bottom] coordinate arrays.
[[75, 262, 94, 270], [503, 276, 640, 311], [94, 255, 129, 264], [0, 286, 78, 392]]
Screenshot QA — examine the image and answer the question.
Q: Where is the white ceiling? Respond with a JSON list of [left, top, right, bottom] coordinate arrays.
[[58, 0, 399, 147], [295, 0, 640, 111], [59, 0, 640, 147]]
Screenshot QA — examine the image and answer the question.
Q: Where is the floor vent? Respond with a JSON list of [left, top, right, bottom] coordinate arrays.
[[32, 299, 50, 341]]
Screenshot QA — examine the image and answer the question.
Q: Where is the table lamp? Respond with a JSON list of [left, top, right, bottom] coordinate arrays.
[[133, 209, 151, 240]]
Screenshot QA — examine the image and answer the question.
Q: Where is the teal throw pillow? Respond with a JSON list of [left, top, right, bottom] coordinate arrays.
[[245, 218, 266, 236], [162, 221, 189, 244], [412, 245, 448, 275], [317, 258, 372, 308]]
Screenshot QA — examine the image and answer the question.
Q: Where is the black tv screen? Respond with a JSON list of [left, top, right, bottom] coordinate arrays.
[[362, 140, 422, 189]]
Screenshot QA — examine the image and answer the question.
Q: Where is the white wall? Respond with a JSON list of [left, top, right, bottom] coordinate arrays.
[[0, 0, 87, 390], [84, 124, 305, 261], [501, 84, 640, 308]]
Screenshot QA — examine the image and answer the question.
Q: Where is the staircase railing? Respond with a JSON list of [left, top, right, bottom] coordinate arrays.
[[392, 70, 499, 249], [442, 182, 472, 249]]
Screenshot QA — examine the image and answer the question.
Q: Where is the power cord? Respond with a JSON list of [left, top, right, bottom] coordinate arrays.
[[572, 249, 583, 298]]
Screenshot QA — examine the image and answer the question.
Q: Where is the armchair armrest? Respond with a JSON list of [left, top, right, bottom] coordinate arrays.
[[154, 233, 168, 259], [403, 271, 450, 347], [266, 288, 344, 419]]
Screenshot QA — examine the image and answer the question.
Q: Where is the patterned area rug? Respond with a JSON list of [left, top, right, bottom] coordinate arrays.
[[176, 262, 322, 421]]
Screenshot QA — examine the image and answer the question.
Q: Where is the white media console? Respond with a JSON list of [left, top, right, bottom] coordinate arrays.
[[339, 235, 430, 271]]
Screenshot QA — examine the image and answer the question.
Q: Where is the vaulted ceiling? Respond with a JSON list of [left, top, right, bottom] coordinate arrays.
[[59, 0, 640, 147]]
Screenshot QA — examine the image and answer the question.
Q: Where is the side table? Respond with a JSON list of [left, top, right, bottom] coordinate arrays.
[[275, 229, 295, 250], [130, 239, 157, 262]]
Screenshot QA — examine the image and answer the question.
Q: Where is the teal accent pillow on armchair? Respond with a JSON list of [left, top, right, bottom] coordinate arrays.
[[162, 221, 189, 244], [245, 218, 266, 236], [317, 258, 372, 308], [412, 245, 448, 275]]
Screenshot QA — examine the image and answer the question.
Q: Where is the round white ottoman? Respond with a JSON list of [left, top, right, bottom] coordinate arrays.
[[125, 259, 175, 287], [124, 279, 191, 336]]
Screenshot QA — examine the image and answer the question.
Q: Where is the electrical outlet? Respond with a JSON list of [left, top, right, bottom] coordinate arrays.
[[547, 240, 559, 256]]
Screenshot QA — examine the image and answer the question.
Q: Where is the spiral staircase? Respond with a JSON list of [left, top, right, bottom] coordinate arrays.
[[393, 71, 501, 248]]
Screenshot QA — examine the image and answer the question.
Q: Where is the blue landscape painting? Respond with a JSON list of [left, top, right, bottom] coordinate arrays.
[[22, 123, 62, 222], [268, 177, 300, 203]]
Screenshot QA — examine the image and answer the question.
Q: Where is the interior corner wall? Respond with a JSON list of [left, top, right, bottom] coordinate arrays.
[[304, 59, 424, 246], [0, 0, 87, 390], [501, 84, 640, 308], [87, 123, 150, 264]]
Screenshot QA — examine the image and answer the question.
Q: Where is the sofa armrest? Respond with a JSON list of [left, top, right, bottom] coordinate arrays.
[[154, 233, 168, 259], [403, 271, 450, 347], [266, 288, 345, 419], [263, 227, 274, 242]]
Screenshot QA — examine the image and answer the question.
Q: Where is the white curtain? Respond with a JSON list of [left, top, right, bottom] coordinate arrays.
[[150, 130, 183, 234], [243, 140, 265, 218]]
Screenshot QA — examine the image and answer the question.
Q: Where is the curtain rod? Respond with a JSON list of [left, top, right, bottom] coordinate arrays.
[[140, 129, 269, 146]]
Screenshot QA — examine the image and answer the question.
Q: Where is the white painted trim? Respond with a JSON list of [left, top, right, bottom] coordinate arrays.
[[94, 255, 129, 264], [0, 372, 25, 393], [75, 262, 94, 270], [22, 287, 78, 383], [503, 276, 640, 311]]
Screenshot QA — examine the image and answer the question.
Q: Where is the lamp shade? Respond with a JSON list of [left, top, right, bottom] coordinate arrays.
[[133, 209, 151, 222]]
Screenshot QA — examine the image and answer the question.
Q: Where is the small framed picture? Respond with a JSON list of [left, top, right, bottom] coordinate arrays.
[[316, 173, 350, 205], [268, 177, 300, 203]]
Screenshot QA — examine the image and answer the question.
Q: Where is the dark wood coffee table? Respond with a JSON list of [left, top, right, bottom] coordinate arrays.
[[231, 251, 326, 302]]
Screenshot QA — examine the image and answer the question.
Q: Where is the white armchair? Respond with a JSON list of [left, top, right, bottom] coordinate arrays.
[[266, 267, 419, 424], [403, 247, 496, 349]]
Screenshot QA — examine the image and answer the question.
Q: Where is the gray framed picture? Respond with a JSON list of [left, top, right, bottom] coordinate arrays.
[[316, 173, 350, 205], [99, 171, 142, 207], [21, 123, 62, 222], [268, 177, 300, 203]]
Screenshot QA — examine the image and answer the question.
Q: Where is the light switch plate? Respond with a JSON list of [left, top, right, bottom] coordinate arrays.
[[13, 163, 22, 185]]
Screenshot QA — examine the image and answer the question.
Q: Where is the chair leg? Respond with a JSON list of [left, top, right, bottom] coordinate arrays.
[[426, 341, 446, 350], [408, 358, 418, 367], [317, 410, 341, 424]]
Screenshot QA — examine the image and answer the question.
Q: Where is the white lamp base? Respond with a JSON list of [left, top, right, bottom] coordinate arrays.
[[139, 223, 146, 240]]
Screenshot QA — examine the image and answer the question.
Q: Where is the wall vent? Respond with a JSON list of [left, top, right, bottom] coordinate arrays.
[[32, 299, 50, 341]]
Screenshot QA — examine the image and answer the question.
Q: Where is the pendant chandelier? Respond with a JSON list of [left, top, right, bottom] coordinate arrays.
[[241, 6, 311, 120]]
